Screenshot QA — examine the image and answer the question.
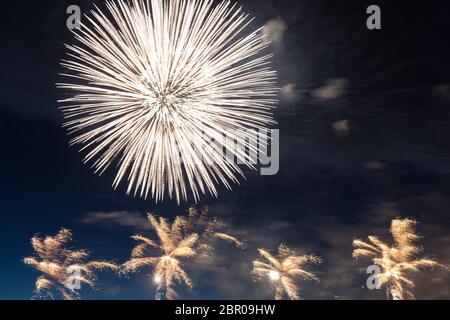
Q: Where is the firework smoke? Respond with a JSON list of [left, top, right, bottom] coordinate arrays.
[[186, 207, 246, 260], [58, 0, 278, 203], [353, 218, 443, 300], [252, 244, 321, 300], [23, 229, 117, 300]]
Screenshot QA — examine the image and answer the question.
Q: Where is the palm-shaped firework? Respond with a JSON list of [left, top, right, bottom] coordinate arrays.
[[252, 244, 321, 300], [353, 218, 443, 300], [23, 228, 117, 300], [185, 207, 246, 259], [58, 0, 278, 203], [122, 214, 199, 300]]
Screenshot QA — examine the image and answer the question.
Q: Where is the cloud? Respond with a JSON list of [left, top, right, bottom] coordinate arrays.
[[332, 120, 350, 136], [101, 285, 123, 296], [281, 83, 296, 95], [312, 79, 348, 100], [280, 83, 299, 103], [364, 162, 386, 170], [78, 211, 151, 230], [262, 17, 287, 44], [433, 84, 450, 100]]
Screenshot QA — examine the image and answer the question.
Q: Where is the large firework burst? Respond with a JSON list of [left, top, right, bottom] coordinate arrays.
[[122, 214, 199, 300], [353, 218, 443, 300], [58, 0, 278, 203], [23, 229, 117, 300], [252, 244, 321, 300]]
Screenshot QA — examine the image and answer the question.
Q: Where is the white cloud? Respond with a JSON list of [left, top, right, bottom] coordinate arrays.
[[280, 83, 299, 103], [312, 79, 348, 100], [78, 211, 151, 230], [281, 83, 296, 95], [262, 17, 287, 44], [332, 120, 350, 136]]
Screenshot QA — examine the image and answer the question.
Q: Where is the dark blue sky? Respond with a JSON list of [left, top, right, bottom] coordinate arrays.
[[0, 0, 449, 299]]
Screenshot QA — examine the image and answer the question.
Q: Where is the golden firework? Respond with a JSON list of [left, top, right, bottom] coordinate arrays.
[[353, 218, 443, 300], [122, 214, 198, 300], [186, 207, 246, 259], [252, 244, 321, 300], [24, 228, 117, 300], [58, 0, 278, 203]]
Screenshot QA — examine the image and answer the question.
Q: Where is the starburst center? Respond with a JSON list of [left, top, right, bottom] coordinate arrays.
[[269, 270, 280, 281], [142, 85, 186, 125], [155, 89, 179, 110]]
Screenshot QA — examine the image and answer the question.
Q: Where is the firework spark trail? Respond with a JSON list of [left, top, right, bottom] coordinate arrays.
[[58, 0, 278, 203], [23, 229, 117, 300], [353, 218, 443, 300], [252, 244, 321, 300], [186, 207, 246, 258], [122, 214, 199, 300]]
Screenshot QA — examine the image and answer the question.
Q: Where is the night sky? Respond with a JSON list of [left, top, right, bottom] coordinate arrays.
[[0, 0, 449, 300]]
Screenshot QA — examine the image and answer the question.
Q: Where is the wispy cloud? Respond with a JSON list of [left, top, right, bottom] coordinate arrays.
[[364, 162, 386, 170], [281, 83, 296, 95], [101, 285, 123, 297], [332, 120, 350, 136], [312, 79, 348, 100], [262, 17, 287, 44], [433, 84, 450, 100], [78, 211, 151, 230], [280, 83, 299, 103]]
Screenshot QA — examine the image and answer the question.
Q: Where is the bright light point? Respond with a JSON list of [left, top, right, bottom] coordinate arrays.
[[154, 276, 161, 284], [269, 270, 280, 281]]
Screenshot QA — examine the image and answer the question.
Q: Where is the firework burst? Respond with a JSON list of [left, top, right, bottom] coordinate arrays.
[[353, 218, 443, 300], [122, 214, 198, 300], [23, 229, 117, 300], [186, 207, 246, 259], [252, 244, 321, 300], [58, 0, 278, 203]]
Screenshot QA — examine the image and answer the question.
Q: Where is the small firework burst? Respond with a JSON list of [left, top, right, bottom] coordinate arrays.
[[122, 214, 198, 300], [353, 218, 443, 300], [24, 229, 117, 300], [252, 244, 321, 300], [186, 207, 246, 260]]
